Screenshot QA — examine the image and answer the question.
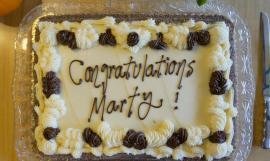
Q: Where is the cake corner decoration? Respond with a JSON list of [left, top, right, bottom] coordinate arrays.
[[33, 16, 236, 161]]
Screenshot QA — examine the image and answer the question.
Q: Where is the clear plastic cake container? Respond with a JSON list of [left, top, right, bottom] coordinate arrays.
[[13, 0, 255, 160]]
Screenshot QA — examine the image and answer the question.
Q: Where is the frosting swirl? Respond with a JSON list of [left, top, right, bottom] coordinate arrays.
[[123, 129, 137, 148], [209, 131, 227, 144], [166, 128, 188, 149], [43, 127, 60, 140], [42, 71, 61, 98], [123, 130, 148, 150], [83, 128, 102, 147], [133, 132, 148, 150]]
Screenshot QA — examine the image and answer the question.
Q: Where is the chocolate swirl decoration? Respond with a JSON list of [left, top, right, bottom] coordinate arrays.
[[83, 128, 102, 147], [56, 30, 77, 49], [209, 71, 227, 95], [127, 32, 139, 47], [42, 71, 60, 98], [187, 32, 197, 50], [98, 28, 117, 46], [123, 130, 148, 150], [196, 30, 210, 45], [209, 131, 227, 143], [133, 132, 148, 150], [166, 128, 188, 149], [123, 129, 137, 148], [187, 30, 211, 50], [43, 127, 60, 140], [148, 32, 167, 50]]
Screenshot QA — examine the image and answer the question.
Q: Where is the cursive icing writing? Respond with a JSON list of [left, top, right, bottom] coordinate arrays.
[[68, 54, 196, 121], [88, 86, 163, 122]]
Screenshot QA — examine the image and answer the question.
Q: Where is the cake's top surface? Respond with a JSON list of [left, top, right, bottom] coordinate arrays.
[[33, 16, 236, 161]]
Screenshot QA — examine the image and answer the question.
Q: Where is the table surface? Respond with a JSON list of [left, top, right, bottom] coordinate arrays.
[[0, 0, 269, 160]]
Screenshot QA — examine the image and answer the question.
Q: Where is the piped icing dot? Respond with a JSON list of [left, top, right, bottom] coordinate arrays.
[[83, 128, 102, 147], [148, 32, 167, 50], [43, 127, 60, 140], [166, 128, 188, 149], [98, 28, 117, 46], [123, 130, 148, 150], [42, 71, 60, 98], [127, 32, 139, 46], [209, 71, 227, 95], [197, 30, 210, 45], [56, 30, 77, 49], [209, 131, 227, 143]]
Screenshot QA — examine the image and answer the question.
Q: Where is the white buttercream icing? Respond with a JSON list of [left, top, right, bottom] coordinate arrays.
[[97, 122, 127, 148], [84, 145, 103, 156], [38, 46, 61, 73], [39, 112, 58, 128], [145, 146, 173, 159], [204, 140, 233, 161], [56, 128, 84, 158], [145, 120, 174, 147], [38, 139, 58, 155], [208, 22, 230, 48], [34, 17, 236, 160], [208, 108, 227, 131], [192, 21, 208, 31], [75, 24, 99, 49], [186, 126, 210, 146], [35, 125, 58, 155], [55, 21, 80, 31], [164, 25, 189, 50], [39, 22, 58, 46], [44, 94, 66, 117], [209, 95, 230, 110], [131, 19, 169, 34], [131, 19, 156, 28], [172, 145, 204, 160], [207, 45, 233, 71]]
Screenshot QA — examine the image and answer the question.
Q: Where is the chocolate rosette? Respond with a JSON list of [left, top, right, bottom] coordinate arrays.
[[148, 32, 167, 50], [187, 32, 197, 50], [133, 132, 148, 150], [196, 30, 210, 45], [56, 30, 77, 49], [43, 127, 60, 140], [42, 71, 61, 98], [127, 32, 139, 47], [209, 71, 227, 95], [209, 131, 227, 143], [123, 129, 137, 148], [83, 128, 102, 147], [166, 128, 188, 149], [123, 130, 147, 150], [98, 28, 117, 46]]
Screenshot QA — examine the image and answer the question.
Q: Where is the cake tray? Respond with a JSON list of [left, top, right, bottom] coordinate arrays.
[[13, 0, 255, 161]]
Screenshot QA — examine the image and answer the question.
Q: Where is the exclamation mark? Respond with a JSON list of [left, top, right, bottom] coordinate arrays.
[[174, 91, 179, 110]]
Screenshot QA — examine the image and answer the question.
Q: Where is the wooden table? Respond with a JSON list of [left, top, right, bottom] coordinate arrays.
[[0, 0, 269, 160]]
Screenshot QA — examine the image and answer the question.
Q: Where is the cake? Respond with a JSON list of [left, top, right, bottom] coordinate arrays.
[[33, 16, 237, 161]]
